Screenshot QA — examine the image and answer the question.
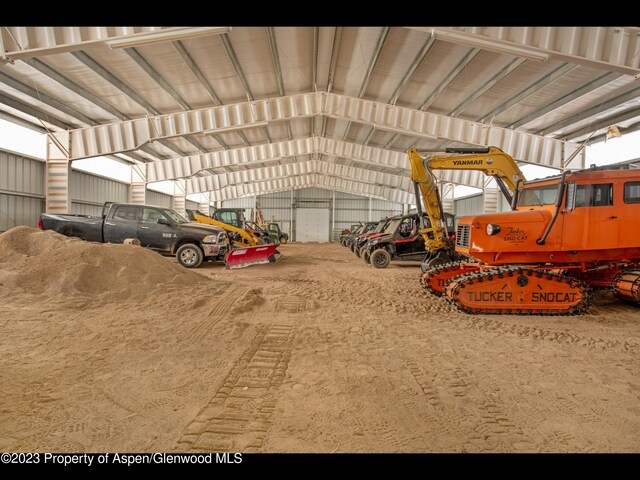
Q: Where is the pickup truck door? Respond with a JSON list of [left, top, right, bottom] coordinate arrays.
[[103, 204, 140, 244], [138, 207, 175, 252]]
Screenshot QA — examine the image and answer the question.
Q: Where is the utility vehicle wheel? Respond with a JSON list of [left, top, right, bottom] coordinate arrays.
[[355, 246, 363, 258], [363, 249, 371, 264], [370, 249, 391, 269], [279, 235, 288, 244]]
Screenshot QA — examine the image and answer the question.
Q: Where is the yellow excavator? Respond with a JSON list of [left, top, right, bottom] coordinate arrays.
[[407, 146, 526, 270]]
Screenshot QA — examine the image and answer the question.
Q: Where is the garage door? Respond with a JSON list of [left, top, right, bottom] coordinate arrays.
[[295, 208, 330, 243]]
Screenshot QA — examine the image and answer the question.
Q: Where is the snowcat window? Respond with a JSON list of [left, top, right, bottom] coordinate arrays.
[[574, 184, 613, 208], [624, 182, 640, 204], [517, 184, 559, 207]]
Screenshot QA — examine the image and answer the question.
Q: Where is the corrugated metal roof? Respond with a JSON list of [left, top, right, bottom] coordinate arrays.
[[0, 26, 638, 201]]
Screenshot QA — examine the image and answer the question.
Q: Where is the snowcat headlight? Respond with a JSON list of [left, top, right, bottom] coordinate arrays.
[[486, 224, 501, 236]]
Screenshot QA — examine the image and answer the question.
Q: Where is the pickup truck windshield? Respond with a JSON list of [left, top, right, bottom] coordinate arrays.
[[163, 209, 189, 224]]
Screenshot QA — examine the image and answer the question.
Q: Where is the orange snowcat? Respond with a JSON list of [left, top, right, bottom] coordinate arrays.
[[415, 151, 640, 315]]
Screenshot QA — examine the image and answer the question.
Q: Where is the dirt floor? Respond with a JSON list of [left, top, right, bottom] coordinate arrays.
[[1, 227, 639, 453]]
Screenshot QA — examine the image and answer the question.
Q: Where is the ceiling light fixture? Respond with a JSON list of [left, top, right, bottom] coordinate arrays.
[[428, 28, 549, 62], [107, 27, 231, 49]]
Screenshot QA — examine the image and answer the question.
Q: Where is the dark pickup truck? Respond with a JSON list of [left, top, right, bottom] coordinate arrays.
[[39, 202, 229, 268]]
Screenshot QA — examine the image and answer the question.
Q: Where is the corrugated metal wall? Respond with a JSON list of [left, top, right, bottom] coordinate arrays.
[[454, 194, 484, 218], [222, 197, 256, 209], [146, 189, 172, 208], [454, 192, 511, 218], [226, 188, 405, 242], [0, 150, 45, 231], [0, 194, 44, 230], [0, 149, 45, 195], [70, 170, 129, 215], [185, 200, 198, 211], [256, 192, 291, 238]]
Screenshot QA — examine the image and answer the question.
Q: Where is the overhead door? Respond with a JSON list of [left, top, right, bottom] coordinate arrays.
[[295, 208, 330, 243]]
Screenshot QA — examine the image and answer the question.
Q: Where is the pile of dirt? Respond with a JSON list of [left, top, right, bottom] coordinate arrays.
[[0, 226, 205, 300]]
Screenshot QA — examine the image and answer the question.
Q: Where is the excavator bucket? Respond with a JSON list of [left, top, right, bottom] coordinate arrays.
[[225, 244, 281, 269]]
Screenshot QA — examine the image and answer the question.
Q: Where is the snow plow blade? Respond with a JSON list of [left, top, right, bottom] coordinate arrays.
[[225, 244, 281, 269]]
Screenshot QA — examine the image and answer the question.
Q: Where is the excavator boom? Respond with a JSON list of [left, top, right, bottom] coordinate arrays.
[[407, 145, 526, 269]]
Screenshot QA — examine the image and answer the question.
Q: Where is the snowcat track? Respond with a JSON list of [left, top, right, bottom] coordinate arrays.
[[419, 261, 479, 297], [613, 268, 640, 304], [444, 266, 592, 316]]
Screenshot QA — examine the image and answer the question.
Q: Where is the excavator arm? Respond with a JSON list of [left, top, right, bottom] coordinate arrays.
[[407, 146, 526, 258], [424, 147, 525, 204]]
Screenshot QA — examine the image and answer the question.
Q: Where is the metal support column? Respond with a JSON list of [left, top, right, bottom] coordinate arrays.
[[45, 131, 71, 213], [368, 197, 372, 221], [331, 190, 336, 242], [483, 188, 500, 214], [441, 183, 455, 215], [198, 193, 210, 216], [290, 189, 294, 242], [130, 162, 147, 205], [173, 179, 187, 218]]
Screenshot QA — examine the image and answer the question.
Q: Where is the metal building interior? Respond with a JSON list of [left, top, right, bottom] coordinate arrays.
[[1, 26, 639, 239], [1, 27, 640, 456]]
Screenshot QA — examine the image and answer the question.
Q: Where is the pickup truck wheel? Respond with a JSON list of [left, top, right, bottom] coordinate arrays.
[[176, 243, 203, 268], [370, 248, 391, 269]]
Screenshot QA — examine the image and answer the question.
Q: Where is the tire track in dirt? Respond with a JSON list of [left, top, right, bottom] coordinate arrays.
[[403, 342, 537, 452], [462, 394, 535, 452], [176, 323, 295, 452], [307, 253, 638, 353], [188, 287, 250, 343]]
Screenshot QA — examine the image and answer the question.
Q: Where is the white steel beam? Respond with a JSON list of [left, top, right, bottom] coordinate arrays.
[[408, 27, 640, 76], [147, 137, 405, 181], [146, 137, 486, 189], [186, 159, 413, 194], [48, 92, 578, 168], [0, 27, 230, 62], [207, 174, 415, 204]]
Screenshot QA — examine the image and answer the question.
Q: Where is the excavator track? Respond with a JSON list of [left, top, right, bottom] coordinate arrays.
[[612, 269, 640, 304], [419, 261, 479, 297], [444, 266, 591, 315]]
